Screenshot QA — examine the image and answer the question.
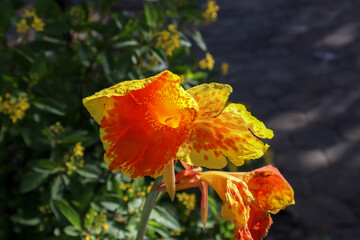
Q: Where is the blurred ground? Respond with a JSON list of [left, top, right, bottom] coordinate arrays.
[[201, 0, 360, 239]]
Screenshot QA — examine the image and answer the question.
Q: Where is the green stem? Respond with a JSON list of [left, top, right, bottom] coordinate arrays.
[[136, 177, 162, 240]]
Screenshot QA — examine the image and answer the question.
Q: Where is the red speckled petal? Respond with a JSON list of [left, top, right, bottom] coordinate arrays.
[[248, 165, 295, 214], [180, 112, 272, 169]]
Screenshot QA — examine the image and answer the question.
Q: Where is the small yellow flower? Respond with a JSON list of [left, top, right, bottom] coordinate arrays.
[[16, 9, 45, 34], [176, 192, 196, 215], [221, 62, 229, 76], [199, 52, 215, 70], [31, 17, 45, 32], [202, 0, 220, 24], [101, 224, 109, 231], [85, 235, 90, 240], [16, 19, 30, 33], [120, 182, 128, 191], [156, 25, 180, 56], [74, 142, 84, 157], [0, 94, 30, 123], [50, 122, 65, 136], [23, 10, 36, 18], [123, 195, 129, 201]]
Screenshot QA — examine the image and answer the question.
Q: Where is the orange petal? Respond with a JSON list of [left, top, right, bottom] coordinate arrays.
[[200, 182, 208, 229], [248, 165, 295, 213], [84, 71, 198, 178], [163, 160, 175, 201], [187, 83, 232, 118], [245, 205, 273, 240], [180, 103, 273, 169]]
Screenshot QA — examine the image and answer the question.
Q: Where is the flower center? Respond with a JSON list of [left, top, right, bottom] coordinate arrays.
[[150, 101, 181, 128]]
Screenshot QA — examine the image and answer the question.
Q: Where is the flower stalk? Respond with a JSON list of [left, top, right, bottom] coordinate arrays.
[[136, 177, 162, 240]]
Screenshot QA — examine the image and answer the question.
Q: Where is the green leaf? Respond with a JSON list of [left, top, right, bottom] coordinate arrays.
[[11, 215, 41, 226], [20, 171, 49, 193], [191, 30, 207, 51], [64, 226, 80, 236], [60, 131, 89, 144], [30, 57, 47, 79], [32, 159, 60, 174], [147, 220, 169, 238], [0, 2, 13, 34], [144, 2, 158, 28], [76, 165, 101, 179], [32, 101, 65, 116], [51, 175, 64, 200], [150, 206, 181, 230], [113, 39, 138, 49], [52, 199, 82, 230], [208, 195, 218, 216], [100, 51, 114, 83]]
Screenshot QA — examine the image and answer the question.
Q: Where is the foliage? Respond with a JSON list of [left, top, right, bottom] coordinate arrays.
[[0, 0, 232, 239]]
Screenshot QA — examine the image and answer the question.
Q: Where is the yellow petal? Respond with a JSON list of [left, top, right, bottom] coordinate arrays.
[[223, 103, 274, 139], [187, 83, 232, 118], [221, 179, 253, 228], [180, 102, 273, 169]]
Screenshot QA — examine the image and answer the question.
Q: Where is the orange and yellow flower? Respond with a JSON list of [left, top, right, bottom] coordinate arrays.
[[200, 165, 294, 240], [83, 71, 198, 178], [83, 71, 272, 180]]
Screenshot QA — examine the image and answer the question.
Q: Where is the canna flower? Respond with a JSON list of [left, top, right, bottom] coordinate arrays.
[[83, 71, 272, 196], [200, 165, 294, 240], [83, 71, 273, 175], [157, 165, 294, 239], [83, 71, 199, 179]]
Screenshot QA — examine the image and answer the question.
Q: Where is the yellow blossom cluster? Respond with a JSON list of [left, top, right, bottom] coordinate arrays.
[[156, 24, 180, 56], [170, 230, 182, 236], [49, 122, 65, 137], [202, 0, 220, 24], [16, 9, 45, 33], [84, 211, 107, 238], [0, 93, 30, 123], [119, 181, 154, 201], [199, 52, 215, 70], [65, 142, 84, 175], [176, 192, 196, 215], [74, 142, 85, 157], [221, 62, 229, 76]]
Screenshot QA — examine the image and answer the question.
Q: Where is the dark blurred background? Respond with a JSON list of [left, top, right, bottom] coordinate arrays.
[[201, 0, 360, 239]]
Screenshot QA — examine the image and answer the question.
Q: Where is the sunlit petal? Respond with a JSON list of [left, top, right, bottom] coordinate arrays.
[[180, 102, 273, 169]]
